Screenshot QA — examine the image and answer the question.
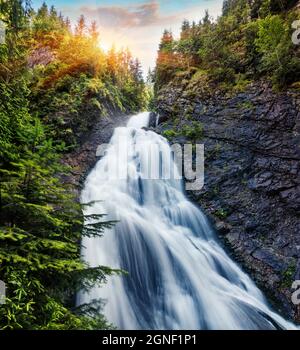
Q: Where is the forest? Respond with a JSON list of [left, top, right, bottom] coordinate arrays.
[[155, 0, 300, 93], [0, 0, 148, 329], [0, 0, 299, 331]]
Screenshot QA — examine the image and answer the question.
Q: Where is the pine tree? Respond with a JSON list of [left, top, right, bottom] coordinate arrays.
[[0, 0, 145, 330], [0, 0, 29, 32], [75, 15, 86, 36], [202, 9, 211, 25], [159, 29, 174, 51], [146, 68, 154, 84], [0, 74, 119, 330], [49, 5, 57, 19], [89, 20, 99, 42], [37, 1, 48, 19], [64, 16, 71, 31], [181, 19, 190, 39]]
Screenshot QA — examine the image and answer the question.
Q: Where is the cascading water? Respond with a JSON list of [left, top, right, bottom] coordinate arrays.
[[78, 112, 296, 330]]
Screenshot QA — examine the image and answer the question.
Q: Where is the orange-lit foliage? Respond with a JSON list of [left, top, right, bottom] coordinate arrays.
[[28, 5, 144, 100], [25, 3, 147, 146], [155, 29, 194, 90], [155, 1, 300, 90]]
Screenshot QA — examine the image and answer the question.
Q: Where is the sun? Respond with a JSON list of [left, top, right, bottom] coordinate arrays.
[[99, 41, 110, 53]]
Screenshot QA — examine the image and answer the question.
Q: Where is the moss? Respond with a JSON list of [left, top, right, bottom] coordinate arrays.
[[241, 178, 248, 186], [233, 74, 252, 93], [214, 208, 229, 219], [183, 106, 195, 120], [172, 104, 180, 114], [173, 117, 180, 126], [237, 100, 255, 110], [290, 81, 300, 90], [281, 261, 297, 288], [212, 185, 220, 197], [162, 121, 203, 142], [191, 69, 209, 83], [90, 98, 102, 110]]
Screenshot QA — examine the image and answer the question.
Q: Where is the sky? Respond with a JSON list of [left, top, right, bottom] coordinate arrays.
[[32, 0, 223, 73]]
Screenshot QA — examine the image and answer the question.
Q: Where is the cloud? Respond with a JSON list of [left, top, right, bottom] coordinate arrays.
[[61, 0, 223, 72], [80, 1, 178, 28]]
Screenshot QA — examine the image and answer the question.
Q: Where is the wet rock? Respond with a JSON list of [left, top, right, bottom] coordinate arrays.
[[252, 248, 287, 272], [62, 113, 129, 195], [155, 79, 300, 322], [280, 186, 300, 210], [148, 111, 158, 128], [215, 221, 232, 235]]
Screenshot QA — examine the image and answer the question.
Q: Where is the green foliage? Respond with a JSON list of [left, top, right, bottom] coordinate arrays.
[[1, 0, 149, 148], [232, 74, 251, 92], [237, 100, 254, 109], [281, 261, 297, 288], [255, 14, 300, 86], [0, 75, 119, 329], [30, 73, 109, 147], [155, 1, 300, 91], [255, 15, 285, 66], [162, 121, 203, 141], [182, 122, 203, 141], [163, 129, 178, 140], [214, 208, 229, 219], [0, 0, 144, 330]]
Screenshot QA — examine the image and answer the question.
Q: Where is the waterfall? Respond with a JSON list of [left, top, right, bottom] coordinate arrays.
[[78, 112, 296, 330]]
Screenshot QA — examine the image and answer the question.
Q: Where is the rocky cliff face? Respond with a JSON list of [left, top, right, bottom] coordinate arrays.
[[155, 80, 300, 322], [62, 112, 129, 196]]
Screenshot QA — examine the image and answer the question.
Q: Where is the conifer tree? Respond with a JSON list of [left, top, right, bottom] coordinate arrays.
[[75, 15, 86, 36], [0, 0, 149, 330]]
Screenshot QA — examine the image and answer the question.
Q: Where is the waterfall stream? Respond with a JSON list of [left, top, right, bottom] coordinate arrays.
[[78, 112, 296, 330]]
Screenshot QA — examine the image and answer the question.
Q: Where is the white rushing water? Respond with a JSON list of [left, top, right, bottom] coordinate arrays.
[[79, 112, 296, 330]]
